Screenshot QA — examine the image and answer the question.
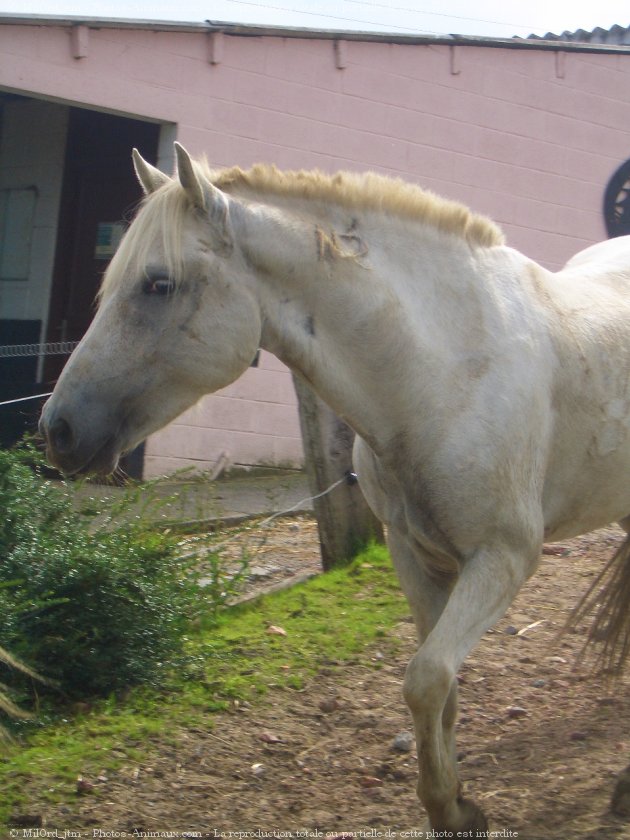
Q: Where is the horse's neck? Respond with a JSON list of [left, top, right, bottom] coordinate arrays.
[[244, 200, 489, 454]]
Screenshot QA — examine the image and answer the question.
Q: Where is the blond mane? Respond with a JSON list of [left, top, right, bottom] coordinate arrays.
[[214, 162, 504, 249], [99, 157, 504, 303]]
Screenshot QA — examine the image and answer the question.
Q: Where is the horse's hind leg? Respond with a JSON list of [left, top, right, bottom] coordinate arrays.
[[393, 533, 537, 831]]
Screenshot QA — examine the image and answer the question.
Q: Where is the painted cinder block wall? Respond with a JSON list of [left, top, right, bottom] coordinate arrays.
[[1, 21, 629, 475]]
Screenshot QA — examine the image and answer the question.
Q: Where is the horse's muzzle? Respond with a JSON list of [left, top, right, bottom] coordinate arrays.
[[39, 403, 120, 476], [43, 415, 75, 458]]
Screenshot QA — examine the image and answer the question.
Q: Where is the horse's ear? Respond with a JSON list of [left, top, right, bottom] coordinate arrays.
[[174, 142, 232, 253], [175, 142, 206, 210], [132, 148, 170, 194]]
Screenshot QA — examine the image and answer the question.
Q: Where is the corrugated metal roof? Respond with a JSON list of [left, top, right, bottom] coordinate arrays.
[[526, 23, 630, 45]]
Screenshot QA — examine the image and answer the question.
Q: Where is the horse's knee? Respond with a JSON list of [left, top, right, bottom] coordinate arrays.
[[403, 649, 454, 719], [442, 679, 459, 730]]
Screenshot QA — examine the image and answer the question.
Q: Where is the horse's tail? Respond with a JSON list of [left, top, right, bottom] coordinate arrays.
[[569, 532, 630, 673]]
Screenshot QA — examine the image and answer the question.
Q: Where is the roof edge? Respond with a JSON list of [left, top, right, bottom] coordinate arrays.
[[1, 14, 630, 53], [0, 13, 209, 33]]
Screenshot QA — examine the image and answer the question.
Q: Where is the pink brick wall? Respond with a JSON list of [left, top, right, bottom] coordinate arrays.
[[143, 352, 303, 475], [2, 22, 630, 474]]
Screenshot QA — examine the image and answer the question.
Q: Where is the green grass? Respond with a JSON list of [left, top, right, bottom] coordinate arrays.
[[0, 542, 408, 825]]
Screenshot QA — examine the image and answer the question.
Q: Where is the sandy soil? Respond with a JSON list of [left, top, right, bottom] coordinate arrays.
[[10, 518, 630, 840]]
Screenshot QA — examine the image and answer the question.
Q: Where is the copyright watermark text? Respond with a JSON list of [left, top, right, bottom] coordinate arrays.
[[7, 829, 519, 839]]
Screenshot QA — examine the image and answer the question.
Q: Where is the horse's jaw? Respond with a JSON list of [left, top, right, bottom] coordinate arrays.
[[39, 366, 209, 478]]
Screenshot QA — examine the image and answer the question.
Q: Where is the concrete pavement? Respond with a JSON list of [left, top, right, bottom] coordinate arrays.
[[71, 470, 313, 528]]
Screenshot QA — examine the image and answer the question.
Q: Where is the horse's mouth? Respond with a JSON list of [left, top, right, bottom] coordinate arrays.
[[46, 433, 122, 478], [78, 436, 122, 477]]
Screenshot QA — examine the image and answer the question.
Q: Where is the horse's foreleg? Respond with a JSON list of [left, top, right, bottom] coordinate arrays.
[[399, 541, 536, 832], [404, 651, 486, 832], [387, 530, 465, 827]]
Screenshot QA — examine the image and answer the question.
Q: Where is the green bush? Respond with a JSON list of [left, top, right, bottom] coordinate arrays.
[[0, 445, 200, 703]]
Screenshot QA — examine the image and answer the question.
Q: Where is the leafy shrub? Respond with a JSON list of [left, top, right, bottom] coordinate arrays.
[[0, 445, 201, 703]]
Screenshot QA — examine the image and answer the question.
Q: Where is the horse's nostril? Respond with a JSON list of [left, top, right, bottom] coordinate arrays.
[[49, 417, 75, 455]]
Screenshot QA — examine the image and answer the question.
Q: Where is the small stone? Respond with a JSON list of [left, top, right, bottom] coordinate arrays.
[[542, 544, 570, 556], [570, 731, 588, 742], [248, 566, 273, 580], [359, 775, 384, 788], [392, 731, 415, 753], [532, 679, 546, 688], [319, 698, 340, 713], [505, 625, 518, 635], [506, 706, 528, 719], [259, 731, 282, 743], [251, 763, 265, 776], [76, 776, 95, 794], [288, 523, 300, 532]]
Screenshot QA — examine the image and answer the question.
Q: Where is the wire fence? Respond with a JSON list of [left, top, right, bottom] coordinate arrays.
[[0, 340, 79, 359], [0, 341, 78, 407]]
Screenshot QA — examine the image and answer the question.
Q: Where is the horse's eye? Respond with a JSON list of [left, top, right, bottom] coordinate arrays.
[[142, 276, 176, 297]]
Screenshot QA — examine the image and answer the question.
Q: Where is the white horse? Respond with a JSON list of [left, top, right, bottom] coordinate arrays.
[[39, 143, 630, 832]]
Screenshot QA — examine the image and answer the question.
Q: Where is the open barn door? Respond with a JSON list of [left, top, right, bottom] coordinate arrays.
[[44, 108, 160, 477]]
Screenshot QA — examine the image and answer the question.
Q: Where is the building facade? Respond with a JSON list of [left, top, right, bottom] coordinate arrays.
[[1, 16, 629, 475]]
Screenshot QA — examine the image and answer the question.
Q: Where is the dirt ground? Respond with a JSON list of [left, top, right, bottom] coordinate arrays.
[[12, 518, 630, 840]]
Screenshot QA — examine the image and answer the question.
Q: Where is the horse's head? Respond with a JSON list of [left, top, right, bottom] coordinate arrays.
[[39, 144, 262, 475]]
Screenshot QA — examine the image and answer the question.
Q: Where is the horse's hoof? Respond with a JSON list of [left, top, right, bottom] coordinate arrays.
[[456, 796, 489, 832], [428, 796, 488, 833], [611, 765, 630, 817]]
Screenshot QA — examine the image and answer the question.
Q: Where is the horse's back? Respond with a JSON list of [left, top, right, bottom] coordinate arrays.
[[540, 235, 630, 538], [562, 234, 630, 286], [546, 234, 630, 320]]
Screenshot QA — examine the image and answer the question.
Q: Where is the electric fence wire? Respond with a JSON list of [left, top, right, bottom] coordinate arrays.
[[0, 341, 80, 407], [178, 473, 354, 560]]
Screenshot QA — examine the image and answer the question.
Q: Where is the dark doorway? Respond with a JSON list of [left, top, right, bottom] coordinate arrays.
[[45, 108, 159, 375], [44, 108, 160, 477]]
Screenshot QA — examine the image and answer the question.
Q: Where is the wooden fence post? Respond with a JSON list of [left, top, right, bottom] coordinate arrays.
[[292, 375, 384, 570]]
